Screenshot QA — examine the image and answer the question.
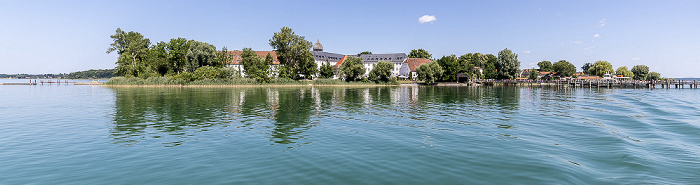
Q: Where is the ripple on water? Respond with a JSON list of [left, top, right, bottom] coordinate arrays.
[[2, 86, 700, 184]]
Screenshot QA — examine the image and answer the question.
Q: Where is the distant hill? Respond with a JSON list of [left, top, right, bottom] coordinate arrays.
[[66, 69, 116, 79]]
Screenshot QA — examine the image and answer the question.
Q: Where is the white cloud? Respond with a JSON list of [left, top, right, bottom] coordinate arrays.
[[583, 47, 596, 50], [573, 41, 583, 44], [598, 19, 607, 27], [418, 15, 437, 24], [593, 34, 600, 38], [523, 51, 531, 54], [632, 57, 641, 61], [556, 13, 563, 16]]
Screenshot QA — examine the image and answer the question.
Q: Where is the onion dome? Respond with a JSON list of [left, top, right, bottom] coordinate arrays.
[[313, 40, 323, 51]]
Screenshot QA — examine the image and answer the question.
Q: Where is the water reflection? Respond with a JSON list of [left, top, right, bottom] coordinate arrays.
[[110, 86, 522, 147]]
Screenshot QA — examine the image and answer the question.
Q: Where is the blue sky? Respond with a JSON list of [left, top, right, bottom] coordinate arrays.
[[1, 0, 698, 77]]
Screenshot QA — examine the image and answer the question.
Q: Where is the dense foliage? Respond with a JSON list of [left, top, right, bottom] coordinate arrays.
[[269, 27, 317, 79], [631, 65, 650, 80], [552, 60, 576, 77], [587, 61, 614, 77], [538, 61, 553, 72], [319, 61, 334, 79], [240, 48, 271, 83], [408, 49, 432, 59], [495, 48, 520, 79], [416, 61, 443, 85], [528, 69, 538, 80], [615, 66, 634, 78], [581, 63, 592, 74], [107, 28, 226, 78], [368, 61, 393, 82], [340, 56, 365, 81], [648, 72, 661, 80]]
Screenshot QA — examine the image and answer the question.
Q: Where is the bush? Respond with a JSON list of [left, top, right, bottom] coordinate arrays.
[[194, 66, 229, 80], [172, 72, 196, 82]]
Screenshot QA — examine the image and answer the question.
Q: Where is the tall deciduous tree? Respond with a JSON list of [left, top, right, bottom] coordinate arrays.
[[528, 68, 538, 80], [552, 60, 576, 77], [269, 27, 313, 79], [107, 28, 151, 77], [581, 63, 592, 74], [436, 55, 465, 82], [408, 49, 432, 59], [167, 38, 189, 74], [483, 54, 498, 79], [416, 61, 443, 85], [647, 72, 661, 80], [538, 61, 553, 72], [216, 47, 234, 68], [240, 48, 270, 83], [319, 61, 334, 79], [368, 61, 393, 82], [587, 61, 614, 77], [359, 51, 372, 55], [185, 40, 217, 72], [631, 65, 650, 80], [615, 66, 634, 78], [495, 48, 520, 79], [340, 56, 365, 81], [297, 54, 318, 79]]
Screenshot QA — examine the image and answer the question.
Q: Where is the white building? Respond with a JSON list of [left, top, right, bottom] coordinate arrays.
[[399, 58, 431, 79], [224, 50, 280, 77], [358, 53, 408, 77]]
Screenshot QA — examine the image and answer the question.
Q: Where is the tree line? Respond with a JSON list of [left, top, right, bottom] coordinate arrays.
[[107, 27, 663, 85]]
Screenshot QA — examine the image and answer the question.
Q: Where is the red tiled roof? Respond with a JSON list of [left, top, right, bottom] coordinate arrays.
[[224, 50, 279, 65], [404, 58, 431, 72], [335, 55, 347, 66], [578, 76, 601, 80]]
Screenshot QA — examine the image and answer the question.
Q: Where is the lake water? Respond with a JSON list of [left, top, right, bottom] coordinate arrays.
[[1, 81, 700, 184]]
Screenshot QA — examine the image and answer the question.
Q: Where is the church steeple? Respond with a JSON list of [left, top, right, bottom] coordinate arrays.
[[313, 39, 323, 52]]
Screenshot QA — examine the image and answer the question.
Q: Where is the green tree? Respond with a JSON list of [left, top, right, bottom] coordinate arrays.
[[145, 41, 169, 75], [240, 48, 270, 83], [107, 28, 151, 77], [216, 47, 234, 68], [359, 51, 372, 55], [436, 55, 465, 82], [528, 68, 538, 80], [340, 56, 365, 81], [416, 61, 443, 85], [297, 55, 318, 79], [368, 61, 393, 82], [552, 60, 576, 77], [631, 65, 650, 80], [269, 27, 313, 79], [495, 48, 520, 79], [581, 63, 592, 74], [185, 40, 217, 72], [167, 38, 189, 74], [483, 54, 498, 79], [538, 61, 553, 72], [408, 49, 432, 59], [319, 61, 334, 78], [587, 61, 614, 77], [615, 66, 634, 78], [194, 66, 230, 80], [647, 72, 661, 81]]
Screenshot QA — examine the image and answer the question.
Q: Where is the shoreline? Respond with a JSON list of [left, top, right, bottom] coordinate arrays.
[[101, 84, 403, 88]]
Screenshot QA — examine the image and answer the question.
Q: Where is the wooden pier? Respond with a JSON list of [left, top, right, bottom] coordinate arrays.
[[0, 79, 102, 85]]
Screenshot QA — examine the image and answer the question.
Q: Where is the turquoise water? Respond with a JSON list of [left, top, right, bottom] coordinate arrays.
[[1, 82, 700, 184]]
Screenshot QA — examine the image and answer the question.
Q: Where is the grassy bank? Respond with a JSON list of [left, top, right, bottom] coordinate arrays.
[[104, 77, 400, 86]]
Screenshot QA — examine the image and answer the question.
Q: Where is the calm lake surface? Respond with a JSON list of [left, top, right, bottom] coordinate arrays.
[[2, 81, 699, 184]]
